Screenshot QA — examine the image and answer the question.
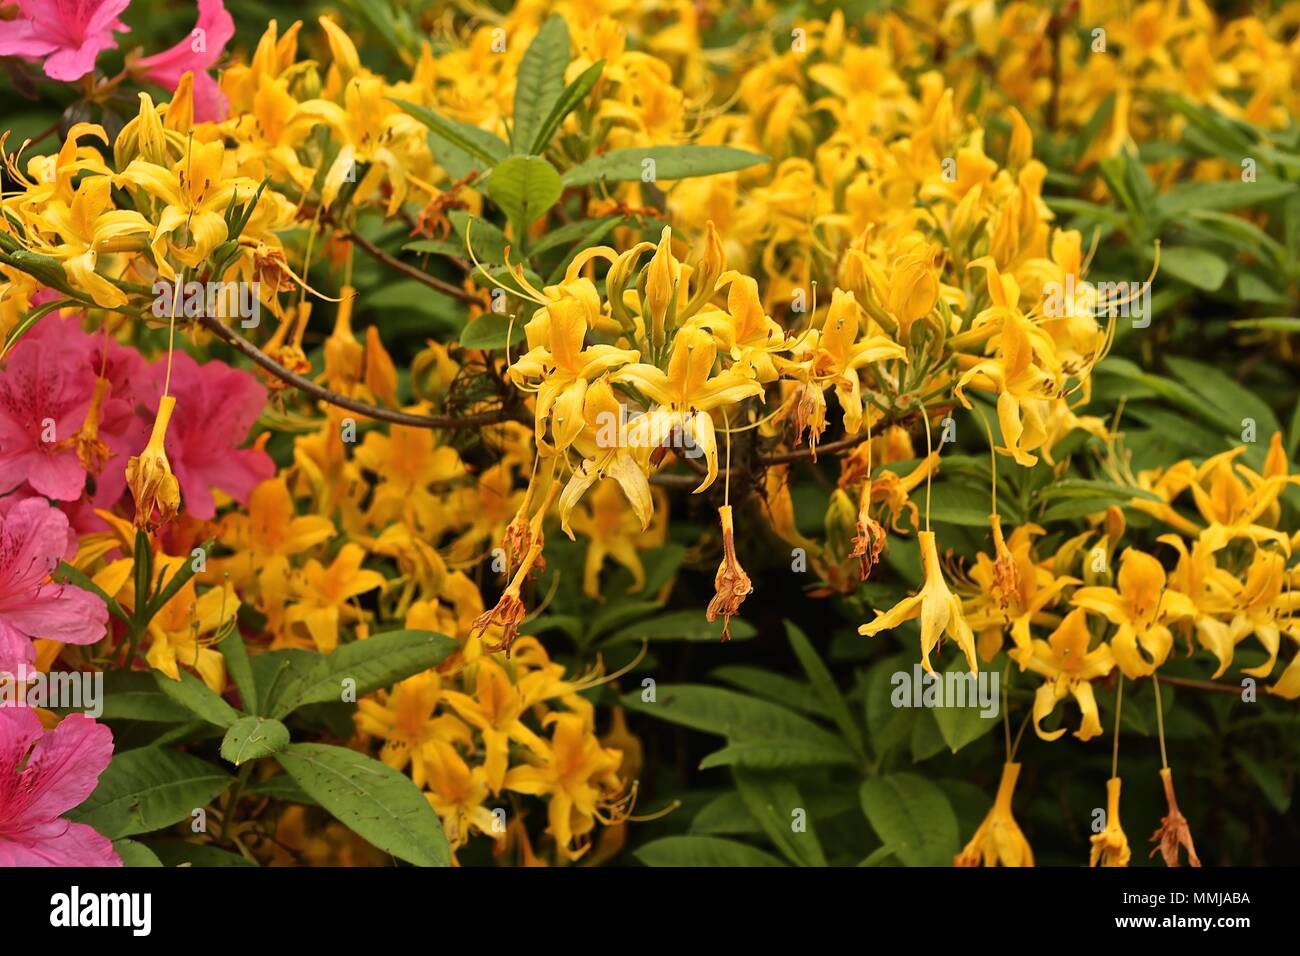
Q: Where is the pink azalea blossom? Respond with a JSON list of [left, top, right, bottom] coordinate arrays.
[[0, 0, 131, 82], [0, 497, 107, 672], [142, 351, 274, 521], [134, 0, 234, 122], [0, 708, 119, 866], [0, 315, 149, 503]]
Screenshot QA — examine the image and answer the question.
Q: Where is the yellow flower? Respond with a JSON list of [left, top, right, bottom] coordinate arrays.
[[1016, 608, 1115, 742], [217, 476, 336, 590], [354, 672, 470, 788], [503, 711, 628, 861], [1089, 777, 1132, 867], [126, 395, 181, 530], [117, 139, 252, 277], [859, 530, 979, 673], [955, 763, 1034, 867], [613, 325, 764, 492], [282, 543, 386, 653], [1073, 548, 1196, 679], [146, 561, 238, 693]]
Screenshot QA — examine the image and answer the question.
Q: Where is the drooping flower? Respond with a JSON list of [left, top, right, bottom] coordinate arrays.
[[1149, 767, 1200, 867], [955, 762, 1034, 867], [125, 394, 181, 530], [133, 0, 235, 122], [0, 498, 107, 672], [0, 708, 119, 866], [706, 504, 751, 642], [0, 0, 130, 82], [859, 530, 979, 673], [1089, 777, 1132, 867]]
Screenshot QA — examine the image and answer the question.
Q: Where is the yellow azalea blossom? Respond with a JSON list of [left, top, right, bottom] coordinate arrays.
[[146, 558, 239, 693], [503, 711, 628, 862], [1073, 548, 1197, 679], [282, 543, 386, 653], [613, 325, 764, 492], [860, 530, 979, 673], [216, 476, 336, 591], [1090, 777, 1132, 867], [955, 763, 1034, 867], [509, 296, 640, 455], [117, 138, 256, 277], [354, 671, 471, 788], [1015, 608, 1115, 742]]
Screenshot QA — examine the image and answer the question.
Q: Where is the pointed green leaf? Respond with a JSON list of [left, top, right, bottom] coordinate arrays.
[[512, 15, 571, 152], [221, 716, 291, 766]]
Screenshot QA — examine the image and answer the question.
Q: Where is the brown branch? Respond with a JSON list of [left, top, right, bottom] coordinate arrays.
[[759, 430, 872, 466], [344, 228, 483, 305], [198, 313, 526, 430], [1141, 673, 1245, 697]]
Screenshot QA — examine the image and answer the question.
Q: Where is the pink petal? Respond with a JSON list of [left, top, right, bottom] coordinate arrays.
[[136, 0, 233, 83], [2, 584, 108, 646], [0, 818, 121, 866], [0, 619, 37, 672], [21, 713, 115, 820]]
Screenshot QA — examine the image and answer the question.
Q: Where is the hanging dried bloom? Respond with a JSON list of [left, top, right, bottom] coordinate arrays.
[[1089, 777, 1132, 867], [955, 762, 1034, 867], [1149, 767, 1201, 867], [988, 513, 1019, 610], [706, 505, 751, 642], [848, 481, 886, 580], [125, 394, 182, 530], [61, 377, 113, 476]]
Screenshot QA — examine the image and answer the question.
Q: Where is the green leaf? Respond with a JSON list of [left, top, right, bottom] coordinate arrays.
[[249, 649, 320, 718], [529, 60, 604, 154], [698, 739, 857, 770], [620, 684, 855, 767], [1155, 179, 1296, 222], [562, 145, 768, 187], [69, 748, 232, 840], [152, 669, 241, 728], [1238, 751, 1291, 814], [246, 773, 319, 806], [1159, 246, 1229, 291], [144, 542, 212, 622], [218, 631, 258, 715], [690, 791, 761, 836], [858, 773, 959, 867], [487, 155, 564, 232], [149, 840, 257, 867], [112, 839, 163, 867], [276, 743, 450, 867], [220, 716, 291, 766], [710, 665, 828, 718], [459, 312, 526, 350], [529, 213, 621, 259], [512, 15, 571, 153], [785, 621, 864, 757], [734, 767, 826, 867], [1165, 356, 1281, 440], [392, 98, 509, 170], [92, 671, 193, 723], [604, 610, 756, 644], [635, 835, 786, 867], [274, 629, 458, 718], [449, 212, 509, 263], [928, 657, 1001, 753]]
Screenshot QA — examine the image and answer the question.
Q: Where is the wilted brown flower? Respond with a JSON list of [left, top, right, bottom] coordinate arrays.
[[1149, 767, 1201, 867], [706, 505, 752, 641]]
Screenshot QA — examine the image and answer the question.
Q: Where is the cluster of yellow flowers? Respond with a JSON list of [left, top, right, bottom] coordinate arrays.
[[1, 2, 1296, 866]]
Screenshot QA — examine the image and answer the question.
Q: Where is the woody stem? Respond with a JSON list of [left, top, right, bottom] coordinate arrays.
[[195, 313, 527, 430]]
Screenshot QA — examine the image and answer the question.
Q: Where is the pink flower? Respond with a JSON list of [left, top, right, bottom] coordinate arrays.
[[142, 352, 274, 521], [134, 0, 233, 122], [0, 708, 120, 866], [0, 0, 131, 82], [0, 497, 107, 672], [0, 315, 149, 503]]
